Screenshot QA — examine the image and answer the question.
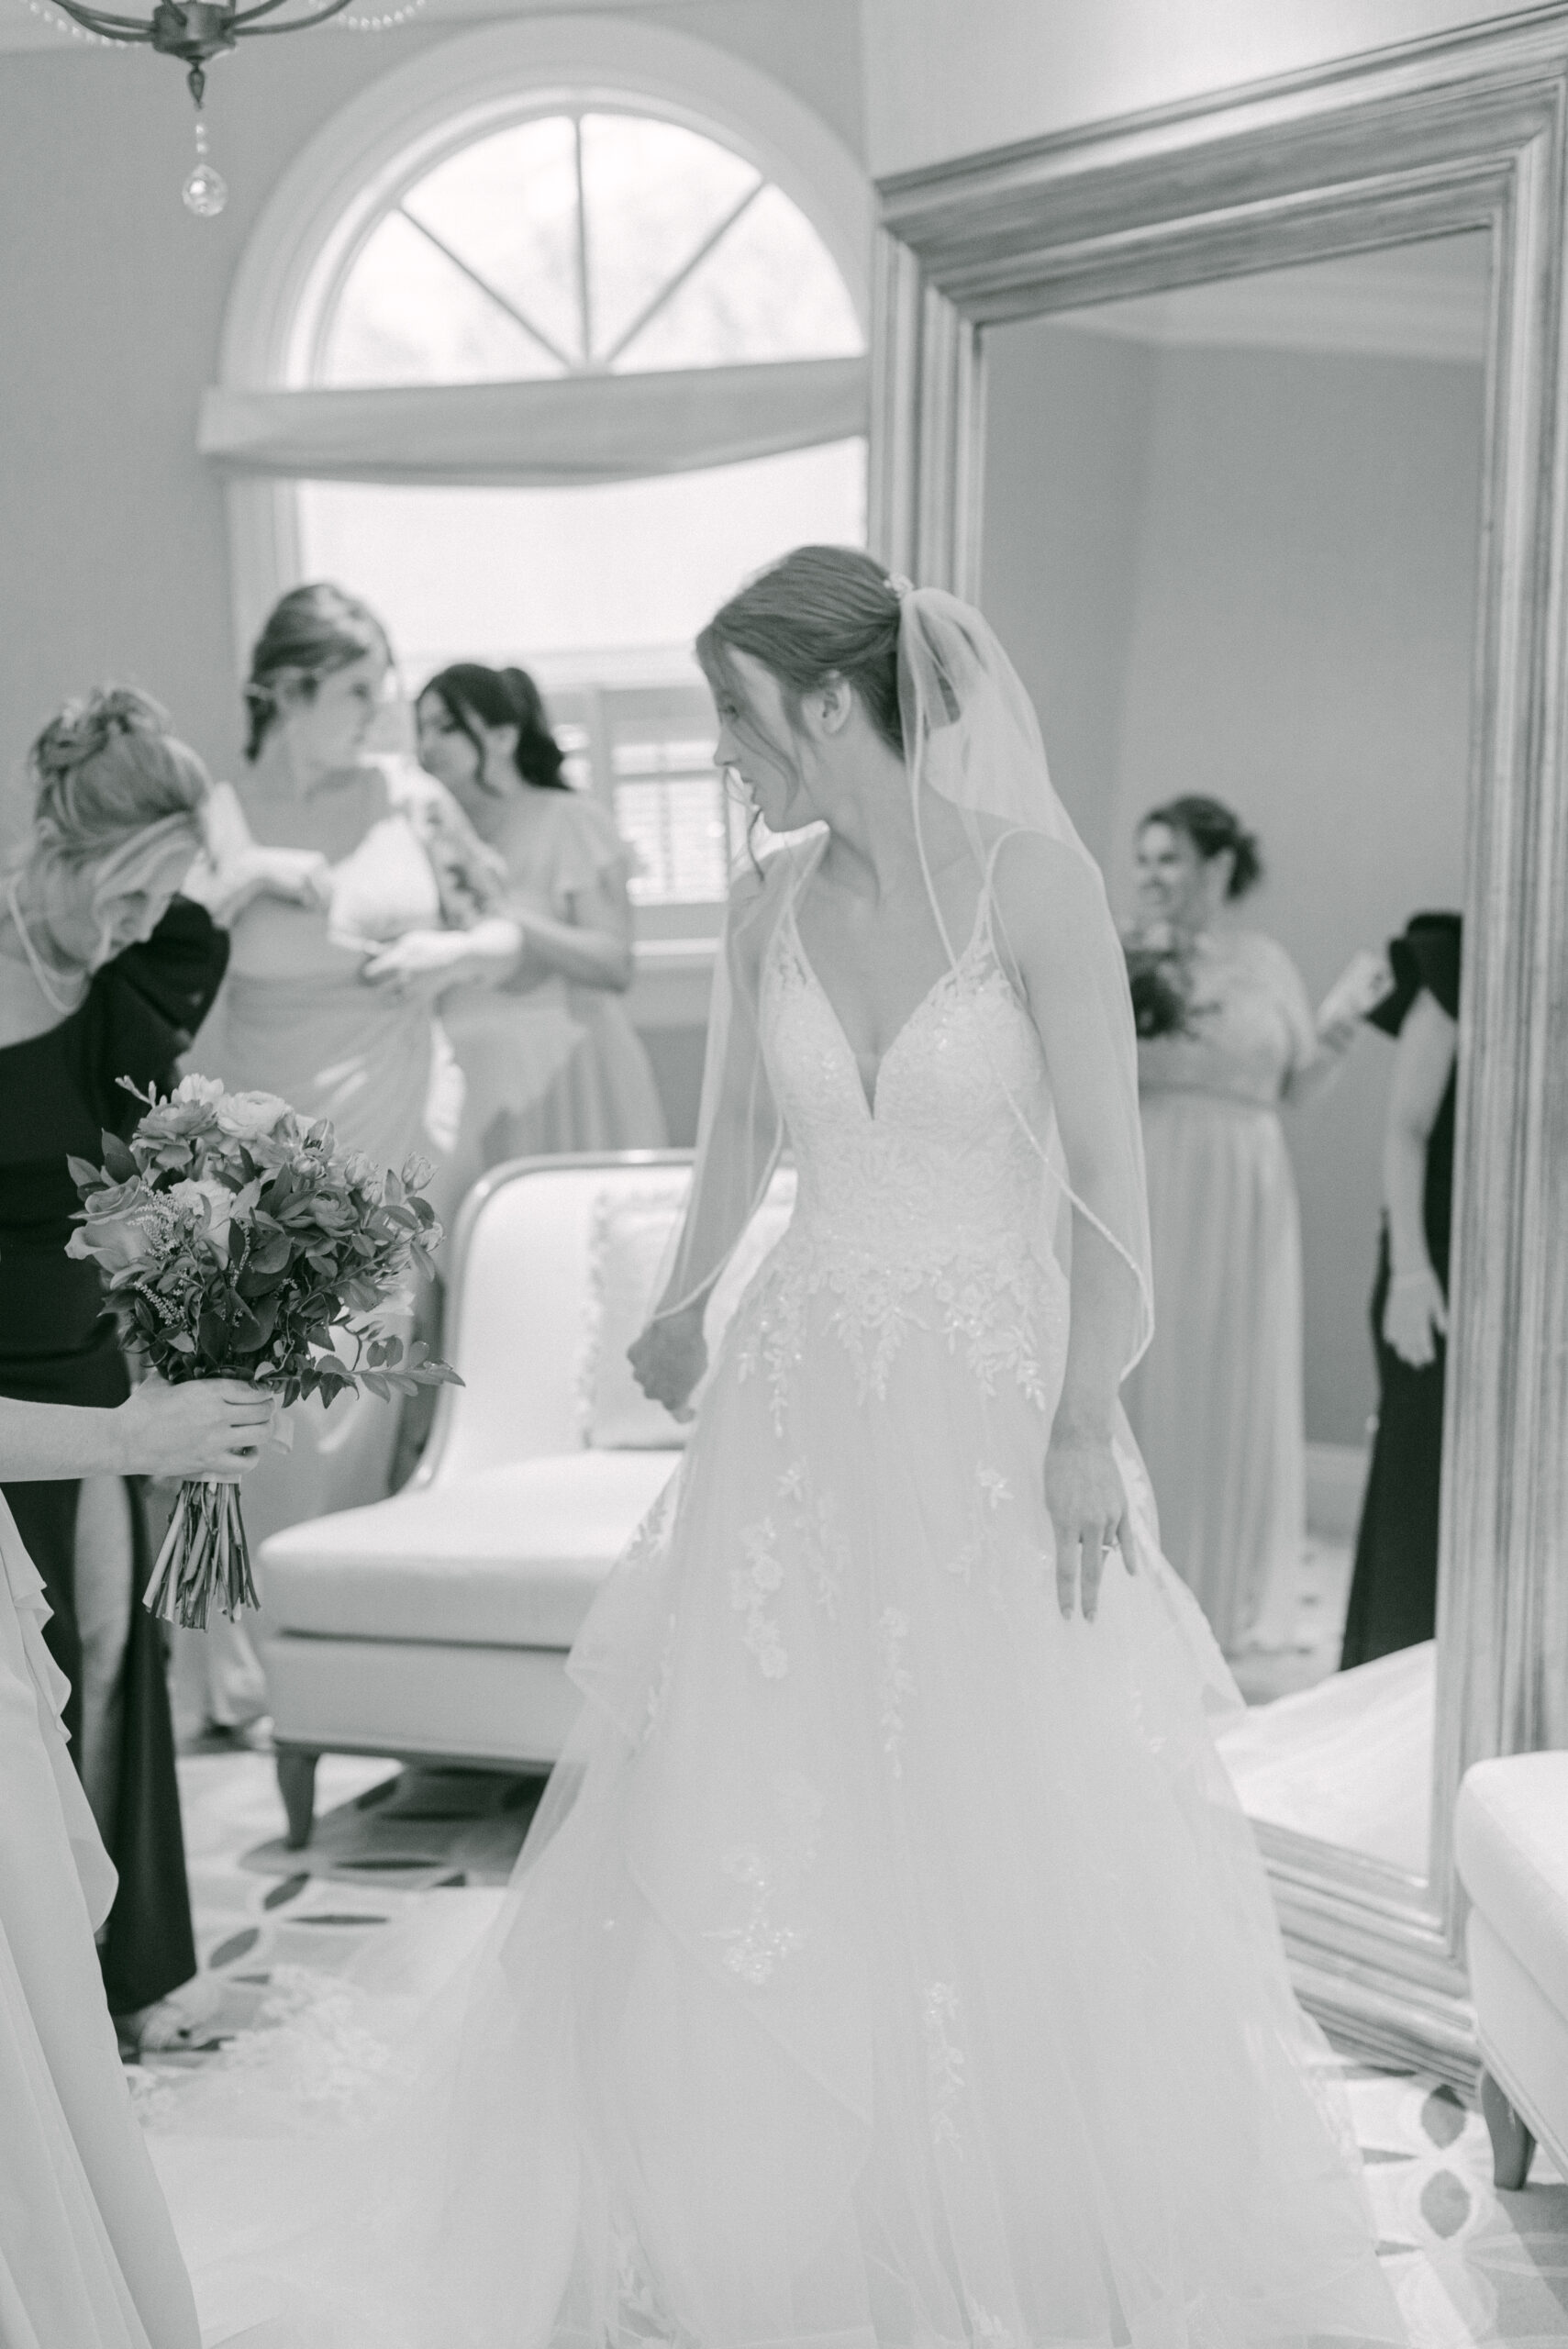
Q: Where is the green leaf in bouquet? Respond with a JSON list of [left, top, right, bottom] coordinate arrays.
[[247, 1230, 293, 1275], [228, 1303, 273, 1355], [67, 1153, 105, 1193], [100, 1131, 137, 1182], [197, 1308, 230, 1362]]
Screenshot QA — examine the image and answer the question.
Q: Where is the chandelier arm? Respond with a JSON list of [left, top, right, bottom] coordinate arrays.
[[226, 0, 313, 24], [235, 0, 359, 34], [47, 3, 155, 34]]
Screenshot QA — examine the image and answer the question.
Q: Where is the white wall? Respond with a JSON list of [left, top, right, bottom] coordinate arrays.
[[863, 0, 1529, 179], [981, 313, 1482, 1444], [979, 322, 1154, 871]]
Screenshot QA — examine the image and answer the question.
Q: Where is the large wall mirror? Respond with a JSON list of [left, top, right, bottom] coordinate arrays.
[[873, 17, 1568, 2085]]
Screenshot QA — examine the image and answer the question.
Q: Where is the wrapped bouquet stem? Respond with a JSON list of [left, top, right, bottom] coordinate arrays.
[[147, 1471, 255, 1631], [68, 1075, 460, 1631]]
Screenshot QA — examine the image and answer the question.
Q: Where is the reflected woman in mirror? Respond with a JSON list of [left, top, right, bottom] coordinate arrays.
[[1339, 912, 1461, 1669], [1123, 796, 1356, 1656], [414, 662, 666, 1229]]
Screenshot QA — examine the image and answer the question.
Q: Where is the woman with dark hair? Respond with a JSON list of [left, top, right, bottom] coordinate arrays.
[[1122, 795, 1356, 1655], [147, 551, 1399, 2348], [189, 586, 520, 1561], [0, 686, 233, 2040], [415, 661, 665, 1217]]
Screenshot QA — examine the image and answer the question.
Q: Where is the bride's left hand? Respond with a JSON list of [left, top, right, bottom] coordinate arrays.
[[1043, 1428, 1129, 1624]]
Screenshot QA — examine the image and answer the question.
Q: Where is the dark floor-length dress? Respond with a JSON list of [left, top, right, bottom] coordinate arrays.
[[0, 896, 228, 2011], [1340, 911, 1462, 1671]]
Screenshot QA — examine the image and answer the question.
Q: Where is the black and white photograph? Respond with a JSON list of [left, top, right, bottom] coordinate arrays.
[[3, 3, 1568, 2343]]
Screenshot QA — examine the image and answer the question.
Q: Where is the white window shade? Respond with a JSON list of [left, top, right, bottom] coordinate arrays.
[[199, 354, 868, 487]]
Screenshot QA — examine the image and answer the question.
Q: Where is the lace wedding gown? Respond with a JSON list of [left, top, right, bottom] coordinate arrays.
[[151, 863, 1404, 2349]]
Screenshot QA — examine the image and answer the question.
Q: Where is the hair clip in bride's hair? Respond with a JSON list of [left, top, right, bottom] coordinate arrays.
[[888, 573, 915, 604]]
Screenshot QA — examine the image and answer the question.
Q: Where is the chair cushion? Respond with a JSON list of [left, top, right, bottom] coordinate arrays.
[[578, 1168, 796, 1449], [1454, 1753, 1568, 2016], [260, 1453, 678, 1650], [266, 1634, 584, 1769]]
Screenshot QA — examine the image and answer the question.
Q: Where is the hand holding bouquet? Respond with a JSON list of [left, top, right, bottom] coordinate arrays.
[[67, 1076, 460, 1630]]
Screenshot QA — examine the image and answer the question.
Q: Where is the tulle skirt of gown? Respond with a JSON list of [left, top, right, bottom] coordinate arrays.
[[147, 1233, 1402, 2349], [1124, 1094, 1307, 1654], [0, 1497, 199, 2349]]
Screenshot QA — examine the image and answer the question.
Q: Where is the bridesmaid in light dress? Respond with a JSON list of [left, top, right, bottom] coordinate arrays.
[[1123, 796, 1354, 1655], [414, 662, 666, 1231], [185, 588, 519, 1628]]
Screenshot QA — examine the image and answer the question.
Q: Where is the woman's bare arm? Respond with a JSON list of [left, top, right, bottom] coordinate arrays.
[[994, 835, 1143, 1620], [1381, 990, 1457, 1367], [508, 867, 636, 994], [0, 1379, 273, 1483]]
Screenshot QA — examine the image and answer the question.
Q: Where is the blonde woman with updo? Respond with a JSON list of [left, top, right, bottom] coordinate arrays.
[[0, 685, 230, 2044], [189, 584, 520, 1552]]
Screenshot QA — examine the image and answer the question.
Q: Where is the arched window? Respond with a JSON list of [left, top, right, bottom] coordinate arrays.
[[208, 19, 869, 916], [318, 109, 863, 386]]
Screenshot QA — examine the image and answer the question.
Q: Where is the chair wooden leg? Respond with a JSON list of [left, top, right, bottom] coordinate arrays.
[[276, 1748, 319, 1850], [1480, 2067, 1537, 2190]]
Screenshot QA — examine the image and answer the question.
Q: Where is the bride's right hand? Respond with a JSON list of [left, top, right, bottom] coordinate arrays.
[[628, 1308, 707, 1420]]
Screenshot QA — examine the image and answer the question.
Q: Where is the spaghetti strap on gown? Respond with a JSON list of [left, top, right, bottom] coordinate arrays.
[[149, 856, 1403, 2348]]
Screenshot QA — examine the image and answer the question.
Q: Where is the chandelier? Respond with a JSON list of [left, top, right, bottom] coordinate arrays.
[[34, 0, 423, 216]]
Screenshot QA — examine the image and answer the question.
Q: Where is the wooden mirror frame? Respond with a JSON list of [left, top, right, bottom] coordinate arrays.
[[870, 11, 1568, 2087]]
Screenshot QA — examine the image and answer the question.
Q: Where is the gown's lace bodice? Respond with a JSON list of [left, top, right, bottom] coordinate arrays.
[[740, 890, 1068, 1411]]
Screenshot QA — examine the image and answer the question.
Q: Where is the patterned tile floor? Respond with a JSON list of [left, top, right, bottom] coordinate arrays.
[[147, 1748, 1568, 2348]]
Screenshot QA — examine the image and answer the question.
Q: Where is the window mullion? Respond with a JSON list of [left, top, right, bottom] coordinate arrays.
[[396, 202, 576, 373], [573, 113, 594, 368], [598, 178, 764, 371]]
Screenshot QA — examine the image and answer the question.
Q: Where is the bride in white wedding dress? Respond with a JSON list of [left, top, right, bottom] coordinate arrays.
[[150, 551, 1404, 2349]]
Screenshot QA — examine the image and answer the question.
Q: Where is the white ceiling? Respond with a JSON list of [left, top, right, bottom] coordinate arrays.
[[1046, 234, 1492, 365]]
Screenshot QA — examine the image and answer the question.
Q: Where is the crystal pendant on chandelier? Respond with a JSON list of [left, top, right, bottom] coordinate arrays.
[[182, 117, 228, 217]]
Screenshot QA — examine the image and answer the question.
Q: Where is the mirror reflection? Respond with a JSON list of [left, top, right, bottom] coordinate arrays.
[[981, 231, 1488, 1876]]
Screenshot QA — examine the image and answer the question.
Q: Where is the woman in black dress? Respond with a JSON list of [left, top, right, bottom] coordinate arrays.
[[1340, 911, 1462, 1668], [0, 687, 228, 2032]]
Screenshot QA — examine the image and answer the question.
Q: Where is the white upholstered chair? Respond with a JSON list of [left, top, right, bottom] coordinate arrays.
[[1454, 1752, 1568, 2189], [259, 1151, 717, 1847]]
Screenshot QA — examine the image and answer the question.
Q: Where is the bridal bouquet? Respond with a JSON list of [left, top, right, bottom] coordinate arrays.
[[67, 1075, 459, 1630]]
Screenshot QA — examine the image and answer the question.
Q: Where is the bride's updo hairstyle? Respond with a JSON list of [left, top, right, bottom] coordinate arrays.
[[422, 662, 569, 791], [696, 545, 906, 758], [244, 583, 392, 760], [1140, 794, 1263, 900], [27, 685, 209, 864]]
